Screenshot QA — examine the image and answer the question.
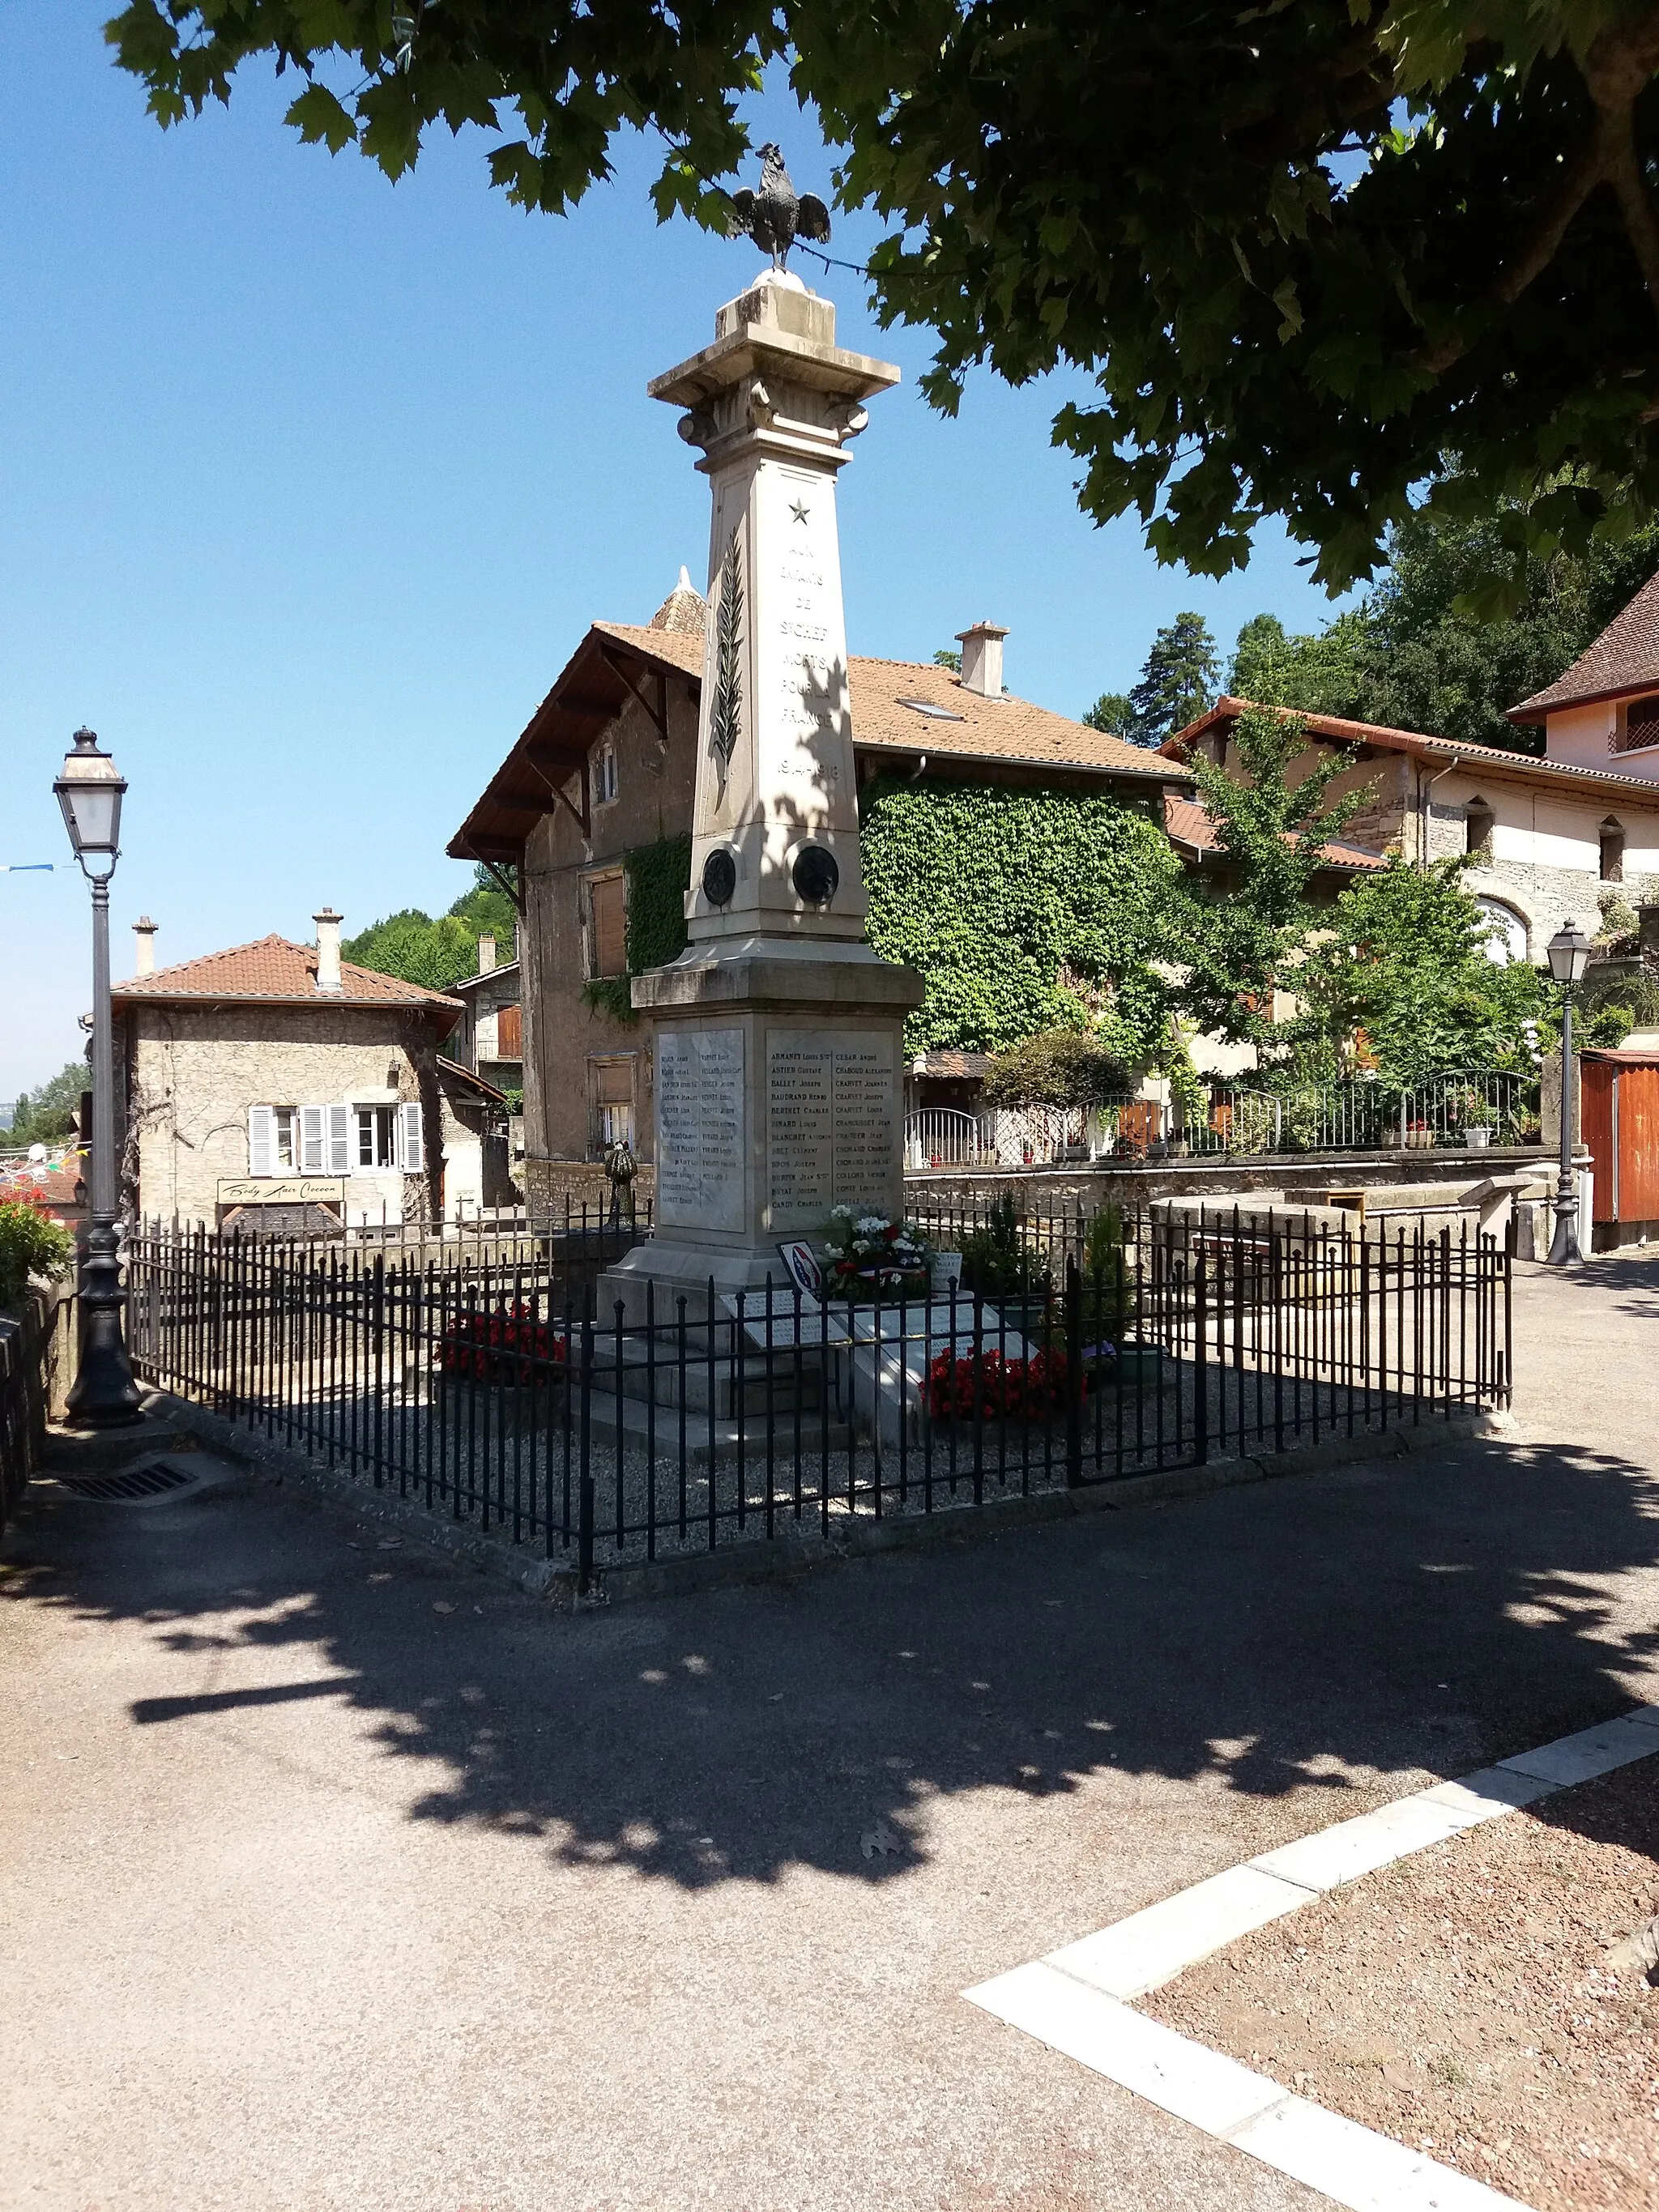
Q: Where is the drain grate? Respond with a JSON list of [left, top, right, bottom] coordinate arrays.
[[54, 1462, 196, 1502]]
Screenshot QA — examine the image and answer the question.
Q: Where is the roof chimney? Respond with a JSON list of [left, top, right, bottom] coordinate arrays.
[[313, 906, 343, 994], [957, 620, 1009, 700], [477, 932, 497, 974], [132, 916, 157, 977]]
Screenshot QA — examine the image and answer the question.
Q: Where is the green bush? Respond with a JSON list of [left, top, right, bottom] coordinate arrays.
[[0, 1202, 74, 1311], [982, 1030, 1134, 1108]]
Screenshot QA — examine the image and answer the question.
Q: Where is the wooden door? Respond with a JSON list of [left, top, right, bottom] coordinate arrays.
[[496, 1003, 522, 1059], [1618, 1063, 1659, 1221]]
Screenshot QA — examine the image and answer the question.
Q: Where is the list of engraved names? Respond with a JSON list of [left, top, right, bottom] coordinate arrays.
[[767, 1029, 897, 1225], [656, 1029, 744, 1232]]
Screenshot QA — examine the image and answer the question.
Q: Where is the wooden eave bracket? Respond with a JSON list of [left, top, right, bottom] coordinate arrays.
[[602, 648, 672, 747]]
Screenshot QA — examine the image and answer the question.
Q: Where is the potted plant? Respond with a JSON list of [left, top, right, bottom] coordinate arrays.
[[1404, 1119, 1436, 1151], [1465, 1123, 1494, 1149], [957, 1190, 1051, 1325]]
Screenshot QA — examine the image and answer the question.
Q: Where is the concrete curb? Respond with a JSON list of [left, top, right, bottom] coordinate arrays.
[[135, 1395, 1503, 1609]]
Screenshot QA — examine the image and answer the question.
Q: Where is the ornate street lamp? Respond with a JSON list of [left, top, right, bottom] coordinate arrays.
[[53, 728, 143, 1426], [1545, 918, 1592, 1267]]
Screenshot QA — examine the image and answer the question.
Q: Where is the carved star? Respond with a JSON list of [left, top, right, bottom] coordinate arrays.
[[789, 498, 811, 526]]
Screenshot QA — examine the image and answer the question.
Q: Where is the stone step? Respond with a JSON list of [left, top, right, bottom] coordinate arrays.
[[580, 1333, 832, 1417], [582, 1386, 853, 1464]]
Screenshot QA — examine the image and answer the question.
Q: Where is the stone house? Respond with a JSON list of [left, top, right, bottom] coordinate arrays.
[[112, 910, 504, 1231], [448, 573, 1196, 1208], [1169, 572, 1659, 963], [450, 933, 523, 1093]]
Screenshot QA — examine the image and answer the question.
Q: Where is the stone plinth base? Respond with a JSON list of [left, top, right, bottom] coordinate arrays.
[[599, 937, 922, 1326]]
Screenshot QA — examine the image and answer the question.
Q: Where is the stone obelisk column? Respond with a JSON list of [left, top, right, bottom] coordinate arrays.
[[604, 271, 923, 1309]]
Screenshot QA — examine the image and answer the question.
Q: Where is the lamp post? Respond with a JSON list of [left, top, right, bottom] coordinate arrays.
[[1546, 918, 1592, 1267], [53, 728, 142, 1426]]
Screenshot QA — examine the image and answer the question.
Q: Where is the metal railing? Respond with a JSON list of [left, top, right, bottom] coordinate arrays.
[[1180, 1071, 1540, 1157], [1, 1289, 67, 1530], [906, 1100, 1158, 1170], [126, 1203, 1509, 1587]]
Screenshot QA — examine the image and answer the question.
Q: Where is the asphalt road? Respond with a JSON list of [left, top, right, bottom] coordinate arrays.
[[2, 1255, 1656, 2210]]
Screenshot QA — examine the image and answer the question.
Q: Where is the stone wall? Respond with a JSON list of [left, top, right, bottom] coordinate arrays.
[[122, 1004, 446, 1226]]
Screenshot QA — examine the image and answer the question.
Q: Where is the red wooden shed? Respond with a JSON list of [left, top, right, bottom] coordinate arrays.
[[1580, 1048, 1659, 1232]]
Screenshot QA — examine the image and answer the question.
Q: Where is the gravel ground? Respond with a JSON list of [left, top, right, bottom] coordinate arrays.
[[1145, 1754, 1659, 2210]]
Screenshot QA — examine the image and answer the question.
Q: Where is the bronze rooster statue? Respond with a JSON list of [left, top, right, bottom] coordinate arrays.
[[727, 143, 831, 273]]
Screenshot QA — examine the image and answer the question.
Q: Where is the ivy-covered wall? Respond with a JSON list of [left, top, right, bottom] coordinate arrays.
[[859, 778, 1180, 1060]]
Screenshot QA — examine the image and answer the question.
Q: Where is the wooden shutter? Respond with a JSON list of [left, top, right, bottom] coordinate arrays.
[[398, 1101, 424, 1174], [593, 1058, 633, 1106], [326, 1104, 352, 1174], [247, 1105, 274, 1177], [497, 1003, 522, 1057], [299, 1105, 326, 1173], [589, 875, 625, 978]]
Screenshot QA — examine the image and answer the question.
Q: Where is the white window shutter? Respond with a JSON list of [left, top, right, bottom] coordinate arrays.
[[299, 1105, 325, 1173], [399, 1101, 424, 1174], [326, 1103, 352, 1174], [247, 1105, 274, 1178]]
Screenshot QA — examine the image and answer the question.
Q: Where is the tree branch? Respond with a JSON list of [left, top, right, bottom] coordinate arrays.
[[1415, 132, 1608, 377]]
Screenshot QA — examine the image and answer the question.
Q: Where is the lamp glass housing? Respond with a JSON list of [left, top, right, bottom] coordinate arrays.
[[1546, 920, 1592, 987], [53, 728, 126, 880]]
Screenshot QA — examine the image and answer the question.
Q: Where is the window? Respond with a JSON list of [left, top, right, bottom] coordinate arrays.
[[496, 1003, 522, 1058], [1600, 816, 1625, 883], [249, 1102, 418, 1177], [356, 1105, 395, 1170], [1615, 695, 1659, 753], [595, 744, 618, 804], [587, 872, 626, 978], [1476, 897, 1527, 965], [1465, 798, 1495, 859], [590, 1058, 634, 1156], [248, 1106, 301, 1176]]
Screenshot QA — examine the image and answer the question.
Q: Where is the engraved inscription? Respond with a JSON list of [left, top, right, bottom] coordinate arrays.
[[767, 1029, 898, 1226], [657, 1028, 745, 1232]]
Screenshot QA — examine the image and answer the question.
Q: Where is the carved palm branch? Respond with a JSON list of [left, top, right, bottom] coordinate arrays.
[[710, 527, 744, 770]]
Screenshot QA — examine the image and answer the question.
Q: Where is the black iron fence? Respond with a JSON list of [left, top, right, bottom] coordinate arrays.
[[126, 1204, 1510, 1585]]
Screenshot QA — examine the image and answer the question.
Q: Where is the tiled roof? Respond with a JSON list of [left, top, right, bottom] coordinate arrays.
[[912, 1049, 992, 1079], [437, 1055, 508, 1102], [1167, 696, 1659, 803], [592, 623, 1185, 782], [452, 958, 521, 996], [649, 568, 708, 637], [1163, 791, 1387, 872], [1510, 572, 1659, 719], [113, 935, 462, 1012]]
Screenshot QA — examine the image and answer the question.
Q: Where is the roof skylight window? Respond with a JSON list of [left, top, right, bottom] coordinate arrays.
[[897, 697, 966, 722]]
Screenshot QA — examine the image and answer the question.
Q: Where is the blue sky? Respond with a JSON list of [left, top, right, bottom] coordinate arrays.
[[1, 3, 1354, 1098]]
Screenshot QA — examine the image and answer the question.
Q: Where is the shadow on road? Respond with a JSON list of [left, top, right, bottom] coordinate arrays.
[[4, 1428, 1657, 1890]]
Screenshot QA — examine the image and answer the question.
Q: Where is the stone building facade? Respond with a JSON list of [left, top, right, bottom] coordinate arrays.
[[112, 914, 499, 1230], [450, 936, 524, 1094], [1169, 698, 1659, 962]]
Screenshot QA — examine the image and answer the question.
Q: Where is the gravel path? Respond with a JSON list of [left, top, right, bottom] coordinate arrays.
[[1146, 1753, 1659, 2209]]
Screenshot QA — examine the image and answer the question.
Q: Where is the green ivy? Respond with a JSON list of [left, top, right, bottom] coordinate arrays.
[[859, 778, 1180, 1060], [625, 834, 693, 973], [581, 834, 693, 1027]]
